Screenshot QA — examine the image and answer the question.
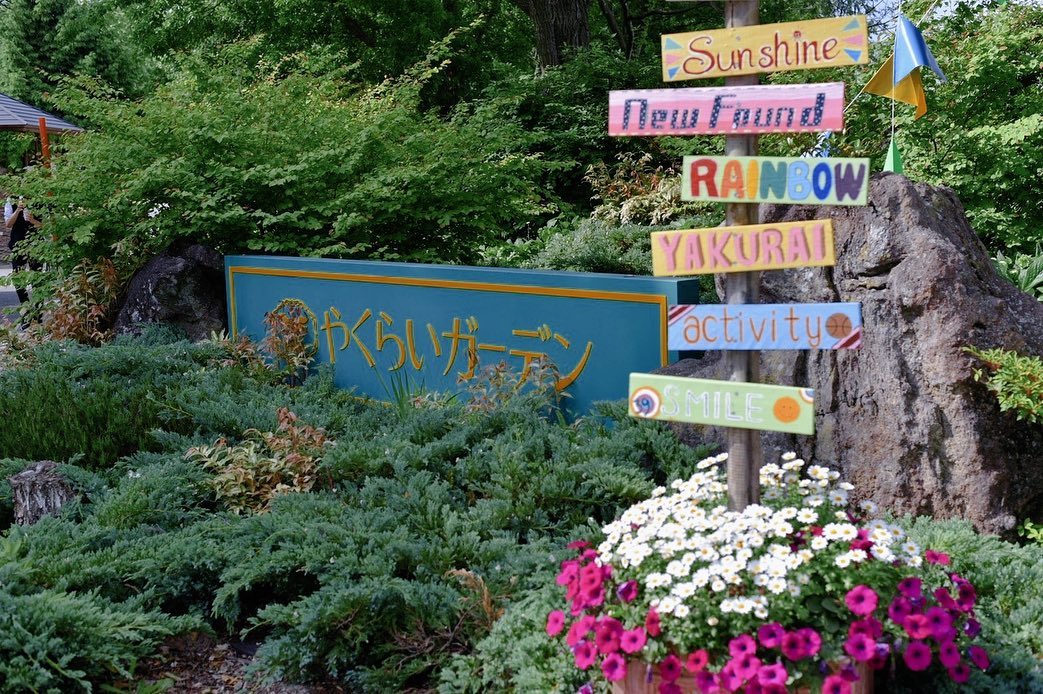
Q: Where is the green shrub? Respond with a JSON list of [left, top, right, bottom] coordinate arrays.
[[966, 346, 1043, 424]]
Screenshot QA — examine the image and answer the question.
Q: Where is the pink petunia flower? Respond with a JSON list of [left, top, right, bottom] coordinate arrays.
[[660, 654, 683, 682], [925, 607, 954, 641], [965, 618, 982, 638], [596, 617, 623, 654], [888, 596, 913, 625], [757, 663, 788, 687], [903, 614, 933, 640], [848, 618, 882, 639], [925, 549, 951, 565], [949, 662, 971, 683], [546, 610, 565, 637], [574, 641, 597, 670], [659, 683, 682, 694], [822, 674, 852, 694], [717, 664, 742, 692], [620, 628, 647, 654], [780, 632, 808, 661], [845, 585, 879, 616], [843, 633, 876, 662], [686, 649, 710, 673], [578, 564, 602, 591], [602, 652, 627, 682], [798, 628, 822, 656], [645, 608, 661, 637], [934, 586, 959, 611], [567, 539, 591, 550], [968, 645, 990, 670], [732, 653, 762, 680], [758, 622, 785, 649], [903, 640, 932, 671], [729, 634, 757, 658], [566, 615, 595, 647], [897, 576, 923, 598], [957, 582, 977, 611], [617, 580, 639, 603], [938, 640, 961, 668], [695, 670, 717, 694], [556, 560, 578, 586]]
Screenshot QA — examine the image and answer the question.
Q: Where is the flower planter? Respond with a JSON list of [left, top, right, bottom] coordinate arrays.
[[610, 660, 873, 694]]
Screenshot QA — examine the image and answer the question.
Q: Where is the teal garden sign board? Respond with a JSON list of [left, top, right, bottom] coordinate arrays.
[[226, 256, 700, 416]]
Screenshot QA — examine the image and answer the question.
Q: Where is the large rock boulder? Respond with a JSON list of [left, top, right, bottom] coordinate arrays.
[[113, 243, 227, 341], [663, 173, 1043, 535]]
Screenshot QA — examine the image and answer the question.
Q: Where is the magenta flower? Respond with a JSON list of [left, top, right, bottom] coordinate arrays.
[[968, 645, 990, 670], [695, 670, 717, 694], [556, 561, 578, 586], [686, 649, 709, 673], [574, 641, 596, 670], [903, 640, 932, 671], [578, 564, 602, 591], [645, 608, 661, 637], [757, 663, 788, 687], [938, 640, 960, 668], [729, 633, 757, 658], [965, 618, 982, 637], [567, 539, 591, 550], [566, 616, 595, 647], [660, 654, 683, 682], [620, 628, 647, 654], [580, 585, 605, 610], [897, 576, 923, 598], [758, 622, 785, 649], [822, 674, 852, 694], [957, 582, 977, 611], [925, 606, 954, 641], [949, 661, 971, 683], [780, 631, 808, 661], [925, 549, 951, 565], [596, 617, 623, 654], [602, 652, 627, 682], [888, 596, 913, 625], [798, 628, 822, 656], [717, 664, 742, 692], [848, 617, 882, 639], [843, 633, 876, 662], [934, 586, 959, 611], [658, 683, 682, 694], [546, 610, 565, 637], [617, 580, 639, 603], [903, 614, 933, 640], [732, 653, 762, 680], [845, 585, 879, 616]]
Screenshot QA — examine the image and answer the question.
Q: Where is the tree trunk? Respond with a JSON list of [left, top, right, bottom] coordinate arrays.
[[8, 461, 74, 525], [514, 0, 592, 69]]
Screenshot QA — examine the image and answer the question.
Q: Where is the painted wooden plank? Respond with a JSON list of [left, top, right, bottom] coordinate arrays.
[[661, 15, 868, 81], [629, 372, 815, 434], [651, 220, 835, 276], [681, 155, 869, 205], [668, 302, 862, 350], [608, 82, 844, 137]]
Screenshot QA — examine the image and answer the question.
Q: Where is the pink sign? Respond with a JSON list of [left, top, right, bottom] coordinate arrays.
[[608, 82, 844, 137]]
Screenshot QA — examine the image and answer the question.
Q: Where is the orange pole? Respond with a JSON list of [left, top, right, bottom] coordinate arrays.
[[38, 117, 51, 168]]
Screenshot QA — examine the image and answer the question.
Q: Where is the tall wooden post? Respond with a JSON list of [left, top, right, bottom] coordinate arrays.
[[38, 117, 51, 168], [724, 0, 762, 511]]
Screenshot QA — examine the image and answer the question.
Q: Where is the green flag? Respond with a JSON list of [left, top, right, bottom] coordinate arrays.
[[884, 136, 904, 174]]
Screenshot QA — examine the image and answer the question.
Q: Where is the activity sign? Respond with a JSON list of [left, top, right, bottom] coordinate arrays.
[[661, 15, 868, 81], [629, 373, 815, 435], [608, 82, 844, 137], [651, 220, 835, 276], [682, 155, 869, 205], [668, 303, 863, 350]]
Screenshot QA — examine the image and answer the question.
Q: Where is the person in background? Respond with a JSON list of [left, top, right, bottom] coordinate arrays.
[[4, 194, 42, 303]]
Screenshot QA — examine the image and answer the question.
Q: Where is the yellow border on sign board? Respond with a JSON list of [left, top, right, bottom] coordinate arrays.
[[227, 266, 673, 366]]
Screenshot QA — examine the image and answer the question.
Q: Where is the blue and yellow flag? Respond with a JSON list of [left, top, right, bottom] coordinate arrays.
[[864, 14, 946, 119]]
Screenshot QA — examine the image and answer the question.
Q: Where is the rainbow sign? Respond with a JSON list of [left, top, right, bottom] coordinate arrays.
[[668, 303, 863, 350], [661, 15, 868, 81], [608, 82, 844, 137], [651, 220, 835, 276], [681, 155, 869, 205], [629, 373, 815, 435]]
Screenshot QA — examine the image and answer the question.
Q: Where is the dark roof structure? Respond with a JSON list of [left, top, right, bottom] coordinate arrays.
[[0, 92, 82, 133]]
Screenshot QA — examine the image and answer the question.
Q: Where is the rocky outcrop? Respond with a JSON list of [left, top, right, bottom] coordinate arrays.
[[662, 173, 1043, 535], [113, 243, 227, 341]]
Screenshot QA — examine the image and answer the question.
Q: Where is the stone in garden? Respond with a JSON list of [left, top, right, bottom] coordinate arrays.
[[8, 460, 75, 525], [661, 173, 1043, 535], [113, 243, 227, 341]]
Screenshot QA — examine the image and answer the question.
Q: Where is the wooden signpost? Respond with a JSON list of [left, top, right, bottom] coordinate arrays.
[[667, 303, 863, 350], [651, 220, 835, 276], [608, 82, 845, 137], [629, 373, 815, 435], [682, 155, 870, 205], [661, 14, 868, 81]]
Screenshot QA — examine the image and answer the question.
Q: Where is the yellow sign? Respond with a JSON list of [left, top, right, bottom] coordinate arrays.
[[661, 15, 868, 81], [651, 220, 835, 276]]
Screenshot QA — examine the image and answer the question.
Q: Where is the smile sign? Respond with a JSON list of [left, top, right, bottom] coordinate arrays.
[[661, 15, 868, 81]]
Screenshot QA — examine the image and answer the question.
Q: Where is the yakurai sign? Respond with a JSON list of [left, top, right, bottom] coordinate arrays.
[[650, 220, 835, 276], [629, 373, 815, 435], [226, 256, 699, 417], [682, 155, 870, 205], [608, 82, 844, 137], [668, 303, 863, 350], [661, 15, 868, 81]]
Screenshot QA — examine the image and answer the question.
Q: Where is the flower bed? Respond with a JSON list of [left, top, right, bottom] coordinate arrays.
[[548, 453, 989, 693]]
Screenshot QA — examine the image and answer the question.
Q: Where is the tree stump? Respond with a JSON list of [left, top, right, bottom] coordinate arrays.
[[8, 461, 74, 525]]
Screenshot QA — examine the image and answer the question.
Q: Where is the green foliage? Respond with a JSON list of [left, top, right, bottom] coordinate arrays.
[[966, 346, 1043, 424], [993, 248, 1043, 301]]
